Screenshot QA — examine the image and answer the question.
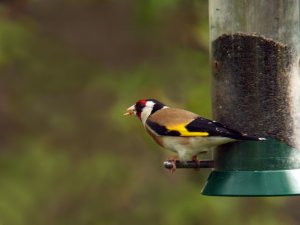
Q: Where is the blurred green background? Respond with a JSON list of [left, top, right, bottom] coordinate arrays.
[[0, 0, 299, 225]]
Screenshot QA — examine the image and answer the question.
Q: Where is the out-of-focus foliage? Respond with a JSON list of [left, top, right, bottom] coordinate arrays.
[[0, 0, 299, 225]]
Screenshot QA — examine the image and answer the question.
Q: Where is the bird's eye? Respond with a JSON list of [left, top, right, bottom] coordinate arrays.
[[135, 101, 146, 113], [135, 103, 143, 111]]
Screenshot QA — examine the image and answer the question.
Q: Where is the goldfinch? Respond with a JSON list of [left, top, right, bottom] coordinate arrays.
[[124, 99, 265, 170]]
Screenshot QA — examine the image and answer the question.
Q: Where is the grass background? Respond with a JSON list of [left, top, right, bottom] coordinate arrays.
[[0, 0, 299, 224]]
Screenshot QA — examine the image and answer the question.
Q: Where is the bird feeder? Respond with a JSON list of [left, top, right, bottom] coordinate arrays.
[[163, 0, 300, 196], [201, 0, 300, 196]]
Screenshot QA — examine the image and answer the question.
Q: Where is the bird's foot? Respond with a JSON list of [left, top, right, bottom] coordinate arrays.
[[192, 155, 200, 171], [167, 156, 177, 173]]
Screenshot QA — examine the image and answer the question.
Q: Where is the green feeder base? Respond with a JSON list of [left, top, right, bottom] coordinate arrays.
[[202, 169, 300, 196], [201, 139, 300, 196]]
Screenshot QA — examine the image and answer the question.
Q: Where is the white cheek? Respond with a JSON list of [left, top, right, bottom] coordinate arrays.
[[141, 107, 152, 125]]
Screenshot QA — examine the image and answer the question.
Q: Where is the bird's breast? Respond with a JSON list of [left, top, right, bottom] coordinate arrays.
[[145, 127, 165, 147]]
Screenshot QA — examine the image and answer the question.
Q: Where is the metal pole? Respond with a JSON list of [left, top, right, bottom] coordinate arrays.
[[164, 160, 214, 170]]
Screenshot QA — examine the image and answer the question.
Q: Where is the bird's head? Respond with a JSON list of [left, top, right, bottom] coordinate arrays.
[[124, 99, 167, 124]]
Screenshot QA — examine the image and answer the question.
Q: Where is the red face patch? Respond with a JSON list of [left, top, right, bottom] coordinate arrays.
[[135, 99, 147, 119], [138, 99, 147, 106]]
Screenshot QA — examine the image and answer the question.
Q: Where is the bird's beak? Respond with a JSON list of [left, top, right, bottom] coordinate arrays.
[[124, 105, 135, 116]]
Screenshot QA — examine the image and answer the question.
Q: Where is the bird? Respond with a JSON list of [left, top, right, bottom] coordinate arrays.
[[124, 99, 265, 171]]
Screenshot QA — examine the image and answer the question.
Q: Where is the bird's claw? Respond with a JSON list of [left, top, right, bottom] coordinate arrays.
[[167, 157, 177, 173], [192, 155, 200, 171]]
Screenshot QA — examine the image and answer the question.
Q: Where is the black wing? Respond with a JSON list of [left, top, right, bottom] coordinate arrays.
[[185, 117, 262, 140]]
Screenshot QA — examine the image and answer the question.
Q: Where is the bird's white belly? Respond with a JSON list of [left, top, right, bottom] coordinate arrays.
[[162, 136, 236, 161]]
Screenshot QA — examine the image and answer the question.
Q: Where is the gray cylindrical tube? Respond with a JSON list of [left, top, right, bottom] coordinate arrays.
[[210, 0, 300, 148]]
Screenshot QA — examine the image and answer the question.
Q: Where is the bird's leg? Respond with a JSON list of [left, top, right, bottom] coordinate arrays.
[[167, 156, 177, 173], [192, 155, 201, 170], [192, 155, 199, 163]]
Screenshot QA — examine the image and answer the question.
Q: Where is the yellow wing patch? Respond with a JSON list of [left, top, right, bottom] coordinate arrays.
[[166, 124, 209, 137]]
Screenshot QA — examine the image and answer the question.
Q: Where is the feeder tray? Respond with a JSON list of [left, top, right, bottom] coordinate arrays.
[[202, 139, 300, 196]]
